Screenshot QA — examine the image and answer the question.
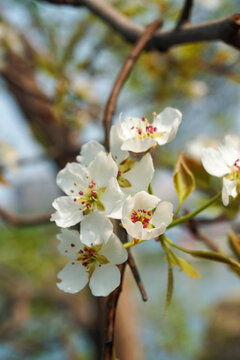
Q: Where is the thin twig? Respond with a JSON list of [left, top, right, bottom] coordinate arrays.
[[39, 1, 240, 51], [175, 0, 194, 30], [127, 250, 148, 302], [103, 18, 163, 149], [186, 218, 220, 252], [0, 208, 51, 226]]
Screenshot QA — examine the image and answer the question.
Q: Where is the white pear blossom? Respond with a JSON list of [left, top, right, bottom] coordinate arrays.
[[202, 135, 240, 206], [57, 228, 128, 296], [77, 139, 154, 217], [122, 191, 173, 240], [114, 107, 182, 153], [51, 151, 124, 227]]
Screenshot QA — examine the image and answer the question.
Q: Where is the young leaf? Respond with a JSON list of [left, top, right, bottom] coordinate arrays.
[[173, 152, 195, 210], [168, 252, 201, 279], [177, 257, 200, 279], [164, 256, 174, 316]]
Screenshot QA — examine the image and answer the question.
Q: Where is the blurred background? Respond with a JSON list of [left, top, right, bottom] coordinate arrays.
[[0, 0, 240, 359]]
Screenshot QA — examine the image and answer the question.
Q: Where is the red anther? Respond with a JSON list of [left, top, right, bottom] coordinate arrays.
[[74, 198, 77, 202], [92, 180, 96, 185], [91, 190, 96, 195], [82, 201, 85, 205], [143, 210, 146, 213], [147, 211, 151, 216], [84, 247, 88, 251], [89, 252, 95, 257], [143, 224, 147, 228], [89, 184, 93, 188], [79, 250, 83, 254], [143, 217, 150, 223], [86, 203, 91, 208], [153, 127, 157, 132], [71, 243, 75, 247], [131, 126, 135, 130], [82, 261, 89, 267], [142, 117, 146, 121], [117, 170, 121, 177], [79, 191, 84, 195], [138, 129, 142, 135]]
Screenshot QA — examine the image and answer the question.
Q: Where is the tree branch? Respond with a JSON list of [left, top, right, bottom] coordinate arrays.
[[175, 0, 194, 29], [0, 208, 51, 226], [127, 250, 148, 302], [38, 0, 240, 51], [103, 18, 163, 148]]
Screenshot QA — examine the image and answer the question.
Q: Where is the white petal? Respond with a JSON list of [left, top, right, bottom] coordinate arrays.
[[222, 178, 237, 206], [123, 153, 154, 195], [122, 218, 164, 240], [57, 163, 87, 195], [110, 122, 128, 164], [131, 191, 160, 211], [121, 138, 156, 153], [101, 178, 124, 218], [77, 140, 105, 165], [100, 233, 128, 264], [219, 136, 239, 167], [151, 201, 173, 228], [153, 107, 182, 145], [89, 264, 120, 296], [51, 196, 83, 227], [57, 228, 83, 259], [202, 148, 230, 177], [121, 195, 134, 218], [80, 212, 113, 246], [57, 262, 88, 294], [88, 152, 118, 187]]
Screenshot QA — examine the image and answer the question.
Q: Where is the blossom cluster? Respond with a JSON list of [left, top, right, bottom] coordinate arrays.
[[51, 107, 182, 296]]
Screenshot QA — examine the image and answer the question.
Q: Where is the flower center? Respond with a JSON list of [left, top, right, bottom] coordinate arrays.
[[72, 180, 106, 214], [130, 208, 153, 229], [76, 245, 109, 277], [130, 117, 164, 140], [226, 158, 240, 183]]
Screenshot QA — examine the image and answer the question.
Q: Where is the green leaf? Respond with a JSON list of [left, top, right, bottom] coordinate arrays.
[[173, 152, 195, 210], [118, 176, 131, 188], [228, 231, 240, 261], [164, 256, 174, 316], [178, 257, 201, 279], [118, 157, 136, 174]]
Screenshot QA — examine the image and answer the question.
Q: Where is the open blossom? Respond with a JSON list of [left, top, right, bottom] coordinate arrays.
[[51, 151, 124, 227], [76, 139, 154, 218], [202, 135, 240, 206], [57, 228, 128, 296], [114, 108, 182, 153], [122, 191, 173, 240]]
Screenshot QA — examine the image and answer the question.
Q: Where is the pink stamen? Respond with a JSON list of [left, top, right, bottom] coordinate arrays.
[[117, 170, 121, 177], [71, 243, 75, 247], [79, 191, 84, 195], [86, 203, 91, 208]]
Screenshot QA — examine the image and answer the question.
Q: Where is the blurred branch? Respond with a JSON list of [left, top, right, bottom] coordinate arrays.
[[39, 1, 240, 51], [103, 18, 163, 148], [175, 0, 194, 29], [102, 19, 161, 357], [103, 263, 127, 360], [0, 208, 51, 226]]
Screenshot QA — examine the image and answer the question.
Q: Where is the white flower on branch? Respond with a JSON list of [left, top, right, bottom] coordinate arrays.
[[114, 107, 182, 153], [51, 151, 124, 227], [77, 139, 154, 217], [57, 228, 128, 296], [202, 135, 240, 206], [122, 191, 173, 240]]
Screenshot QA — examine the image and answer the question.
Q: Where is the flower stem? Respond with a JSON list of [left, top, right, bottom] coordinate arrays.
[[167, 192, 221, 229], [124, 239, 145, 249]]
